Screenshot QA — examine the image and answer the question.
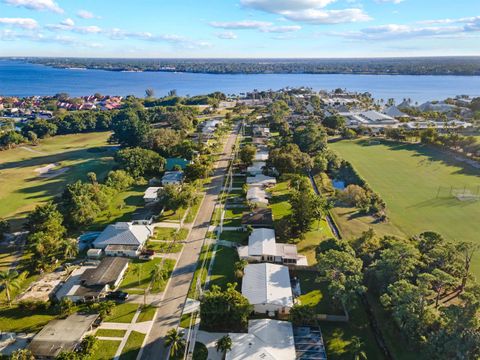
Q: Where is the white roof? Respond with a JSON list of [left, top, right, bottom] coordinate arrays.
[[242, 263, 293, 307], [384, 106, 408, 118], [246, 187, 268, 204], [143, 187, 161, 200], [254, 149, 269, 162], [93, 222, 152, 249], [247, 162, 266, 175], [247, 175, 276, 187], [248, 228, 276, 256], [227, 319, 296, 360]]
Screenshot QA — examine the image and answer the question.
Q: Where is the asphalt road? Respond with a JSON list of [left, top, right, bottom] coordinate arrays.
[[140, 127, 238, 360]]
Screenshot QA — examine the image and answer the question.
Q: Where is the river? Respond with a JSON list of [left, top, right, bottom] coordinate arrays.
[[1, 60, 480, 102]]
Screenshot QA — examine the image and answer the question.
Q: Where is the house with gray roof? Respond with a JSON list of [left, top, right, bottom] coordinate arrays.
[[93, 222, 152, 257]]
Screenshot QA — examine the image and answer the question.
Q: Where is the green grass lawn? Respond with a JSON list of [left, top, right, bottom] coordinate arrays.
[[210, 245, 239, 290], [0, 132, 115, 227], [92, 339, 121, 360], [330, 138, 480, 276], [296, 219, 335, 265], [103, 303, 139, 323], [95, 329, 127, 338], [269, 181, 292, 225], [147, 241, 183, 253], [153, 227, 188, 241], [150, 259, 176, 293], [219, 230, 249, 244], [320, 304, 385, 360], [224, 208, 245, 219], [185, 197, 203, 223], [188, 245, 214, 298], [0, 305, 57, 332], [159, 207, 187, 222], [136, 305, 156, 322], [295, 270, 344, 316], [119, 331, 146, 360], [119, 258, 162, 290], [87, 184, 146, 231]]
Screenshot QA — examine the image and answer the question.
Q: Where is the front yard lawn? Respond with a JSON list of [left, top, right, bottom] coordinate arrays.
[[147, 241, 183, 253], [0, 305, 57, 332], [151, 259, 177, 293], [153, 227, 188, 241], [136, 305, 156, 322], [219, 230, 248, 245], [224, 208, 244, 219], [210, 246, 239, 290], [96, 329, 126, 338], [92, 339, 121, 360], [119, 331, 146, 360], [120, 258, 163, 290], [103, 303, 139, 323]]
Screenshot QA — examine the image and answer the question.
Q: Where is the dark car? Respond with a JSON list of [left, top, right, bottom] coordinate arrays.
[[106, 291, 129, 301]]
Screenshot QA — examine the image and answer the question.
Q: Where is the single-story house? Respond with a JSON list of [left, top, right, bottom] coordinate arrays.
[[93, 222, 152, 257], [241, 208, 274, 229], [143, 187, 162, 203], [161, 171, 184, 186], [56, 257, 129, 302], [165, 157, 190, 171], [28, 314, 99, 359], [227, 319, 296, 360], [246, 187, 269, 205], [238, 228, 305, 265], [247, 161, 266, 176], [247, 174, 276, 188], [131, 209, 155, 226], [242, 263, 294, 315]]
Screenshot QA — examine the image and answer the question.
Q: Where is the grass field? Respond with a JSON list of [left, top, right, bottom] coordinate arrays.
[[0, 132, 115, 225], [103, 303, 139, 323], [92, 339, 121, 360], [330, 138, 480, 276], [210, 245, 238, 289]]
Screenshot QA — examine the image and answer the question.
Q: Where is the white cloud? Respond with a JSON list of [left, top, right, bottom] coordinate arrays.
[[260, 25, 301, 32], [216, 31, 238, 39], [240, 0, 370, 24], [282, 8, 371, 24], [240, 0, 336, 12], [209, 20, 272, 29], [77, 10, 97, 19], [73, 25, 102, 34], [3, 0, 63, 13], [374, 0, 404, 3], [61, 18, 75, 27], [0, 17, 38, 29], [333, 18, 480, 41]]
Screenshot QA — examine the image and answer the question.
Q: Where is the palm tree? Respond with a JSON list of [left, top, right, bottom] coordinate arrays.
[[61, 238, 78, 259], [234, 259, 248, 279], [216, 335, 232, 357], [350, 336, 367, 360], [0, 269, 20, 306], [164, 328, 186, 359]]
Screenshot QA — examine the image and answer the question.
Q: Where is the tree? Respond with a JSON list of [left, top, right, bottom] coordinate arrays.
[[322, 115, 346, 130], [111, 110, 151, 147], [145, 88, 155, 98], [456, 241, 479, 292], [60, 238, 78, 259], [289, 187, 324, 236], [0, 218, 10, 240], [105, 170, 135, 191], [430, 268, 456, 308], [184, 162, 211, 182], [25, 201, 66, 236], [349, 337, 367, 360], [200, 283, 253, 332], [317, 249, 365, 309], [216, 335, 232, 355], [289, 304, 316, 326], [10, 349, 35, 360], [292, 122, 327, 154], [269, 144, 313, 175], [79, 335, 98, 357], [161, 184, 198, 215], [0, 269, 20, 306], [164, 328, 186, 359], [234, 259, 248, 279], [59, 297, 75, 317], [115, 147, 165, 178], [239, 144, 256, 166]]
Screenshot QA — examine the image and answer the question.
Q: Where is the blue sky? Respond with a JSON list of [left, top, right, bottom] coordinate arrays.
[[0, 0, 479, 57]]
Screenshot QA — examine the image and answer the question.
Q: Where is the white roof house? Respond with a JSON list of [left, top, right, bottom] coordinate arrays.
[[339, 110, 399, 130], [247, 161, 266, 176], [227, 319, 296, 360], [254, 149, 269, 162], [242, 263, 294, 315], [238, 228, 305, 265], [143, 187, 162, 202], [161, 171, 184, 185], [246, 187, 269, 205], [247, 175, 277, 188], [384, 106, 409, 118], [93, 222, 152, 256]]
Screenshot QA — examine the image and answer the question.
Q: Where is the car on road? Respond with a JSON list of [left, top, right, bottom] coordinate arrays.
[[106, 291, 129, 301]]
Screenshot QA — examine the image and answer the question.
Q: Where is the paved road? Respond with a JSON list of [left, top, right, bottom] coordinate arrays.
[[140, 127, 238, 360]]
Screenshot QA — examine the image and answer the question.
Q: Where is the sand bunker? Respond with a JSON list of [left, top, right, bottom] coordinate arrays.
[[34, 163, 70, 178]]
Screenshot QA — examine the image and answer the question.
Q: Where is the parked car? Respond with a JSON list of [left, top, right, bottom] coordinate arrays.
[[106, 291, 129, 301]]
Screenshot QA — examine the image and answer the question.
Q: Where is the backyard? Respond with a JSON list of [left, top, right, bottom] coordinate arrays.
[[330, 138, 480, 276], [0, 132, 115, 226]]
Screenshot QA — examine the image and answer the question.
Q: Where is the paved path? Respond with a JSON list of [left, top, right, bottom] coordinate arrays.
[[141, 127, 238, 360]]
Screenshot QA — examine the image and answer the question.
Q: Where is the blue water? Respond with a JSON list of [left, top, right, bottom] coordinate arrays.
[[1, 60, 480, 102]]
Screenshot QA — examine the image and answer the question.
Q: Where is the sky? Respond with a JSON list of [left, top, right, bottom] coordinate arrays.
[[0, 0, 479, 58]]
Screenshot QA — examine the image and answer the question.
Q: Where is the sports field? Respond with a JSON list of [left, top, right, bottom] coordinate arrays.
[[0, 132, 115, 225], [330, 138, 480, 275]]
